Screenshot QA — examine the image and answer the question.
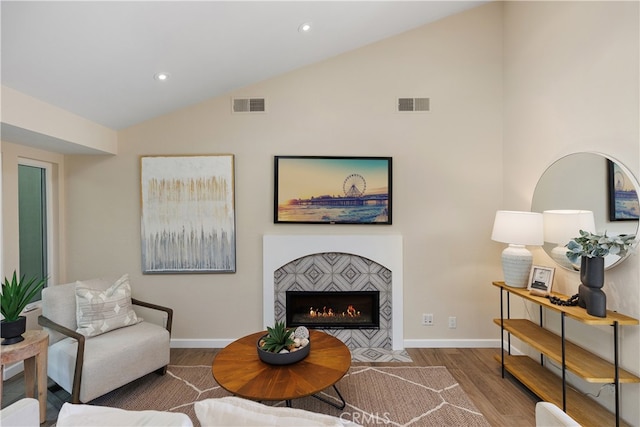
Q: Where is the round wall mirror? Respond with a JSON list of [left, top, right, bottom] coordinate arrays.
[[531, 152, 639, 270]]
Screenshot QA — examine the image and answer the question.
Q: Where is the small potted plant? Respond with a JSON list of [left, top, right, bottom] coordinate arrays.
[[257, 321, 310, 365], [1, 271, 47, 345]]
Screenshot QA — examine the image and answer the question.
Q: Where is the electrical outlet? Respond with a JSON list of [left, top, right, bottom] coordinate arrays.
[[422, 313, 434, 326], [448, 316, 457, 329]]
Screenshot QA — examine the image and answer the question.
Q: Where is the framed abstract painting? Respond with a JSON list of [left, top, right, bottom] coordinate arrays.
[[140, 154, 236, 273]]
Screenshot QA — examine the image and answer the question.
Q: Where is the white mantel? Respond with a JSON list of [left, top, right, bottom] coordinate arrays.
[[263, 234, 403, 350]]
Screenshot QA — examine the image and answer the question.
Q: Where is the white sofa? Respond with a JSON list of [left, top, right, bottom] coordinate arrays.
[[0, 397, 359, 427], [535, 402, 581, 427], [3, 398, 577, 427], [0, 398, 39, 427], [56, 403, 193, 427], [195, 397, 361, 426]]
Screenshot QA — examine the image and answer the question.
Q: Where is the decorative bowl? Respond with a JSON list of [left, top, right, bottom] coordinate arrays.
[[256, 335, 310, 365]]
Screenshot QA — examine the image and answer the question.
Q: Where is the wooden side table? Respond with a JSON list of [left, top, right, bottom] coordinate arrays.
[[1, 329, 49, 424]]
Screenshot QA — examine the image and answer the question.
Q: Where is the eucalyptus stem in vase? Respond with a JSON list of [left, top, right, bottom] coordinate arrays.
[[565, 230, 635, 317]]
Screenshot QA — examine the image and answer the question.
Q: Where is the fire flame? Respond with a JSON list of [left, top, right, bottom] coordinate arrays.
[[309, 305, 360, 318]]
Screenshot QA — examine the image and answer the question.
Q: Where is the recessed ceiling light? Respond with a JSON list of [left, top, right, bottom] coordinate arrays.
[[298, 22, 312, 33], [154, 72, 171, 81]]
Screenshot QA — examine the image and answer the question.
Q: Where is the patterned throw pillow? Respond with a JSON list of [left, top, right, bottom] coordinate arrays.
[[75, 274, 142, 337]]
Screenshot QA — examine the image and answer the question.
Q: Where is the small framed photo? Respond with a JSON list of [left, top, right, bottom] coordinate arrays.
[[528, 266, 555, 296]]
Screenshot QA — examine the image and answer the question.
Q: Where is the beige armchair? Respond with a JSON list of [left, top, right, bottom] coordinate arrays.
[[38, 275, 172, 403]]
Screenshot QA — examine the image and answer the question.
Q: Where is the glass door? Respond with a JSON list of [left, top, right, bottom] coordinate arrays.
[[18, 161, 50, 301]]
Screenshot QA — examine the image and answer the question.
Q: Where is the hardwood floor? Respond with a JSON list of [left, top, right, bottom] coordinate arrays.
[[2, 347, 538, 426], [350, 347, 539, 426]]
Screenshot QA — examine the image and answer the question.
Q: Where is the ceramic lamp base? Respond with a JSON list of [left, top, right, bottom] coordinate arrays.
[[502, 244, 533, 288]]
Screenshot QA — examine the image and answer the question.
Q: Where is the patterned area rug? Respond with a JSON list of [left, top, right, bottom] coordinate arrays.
[[91, 365, 489, 427], [351, 348, 412, 362]]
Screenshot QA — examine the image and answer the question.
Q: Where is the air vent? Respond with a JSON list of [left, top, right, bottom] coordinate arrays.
[[397, 97, 430, 112], [232, 97, 266, 113]]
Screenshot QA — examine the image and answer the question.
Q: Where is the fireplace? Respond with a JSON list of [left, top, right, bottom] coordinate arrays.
[[286, 291, 380, 329], [263, 235, 403, 351]]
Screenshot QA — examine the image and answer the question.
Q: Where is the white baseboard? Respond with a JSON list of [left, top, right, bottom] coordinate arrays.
[[170, 338, 234, 348], [403, 339, 502, 348], [2, 361, 24, 381]]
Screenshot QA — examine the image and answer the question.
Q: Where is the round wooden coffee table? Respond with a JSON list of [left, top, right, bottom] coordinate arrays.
[[212, 329, 351, 408]]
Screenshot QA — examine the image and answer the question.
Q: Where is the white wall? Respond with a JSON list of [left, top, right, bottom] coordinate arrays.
[[1, 86, 118, 155], [63, 3, 504, 343], [503, 1, 639, 424]]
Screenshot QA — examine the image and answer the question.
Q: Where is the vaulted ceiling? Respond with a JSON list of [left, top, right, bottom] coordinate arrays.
[[1, 1, 485, 131]]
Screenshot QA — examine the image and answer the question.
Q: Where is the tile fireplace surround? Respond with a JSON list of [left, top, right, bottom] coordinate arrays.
[[263, 235, 404, 361]]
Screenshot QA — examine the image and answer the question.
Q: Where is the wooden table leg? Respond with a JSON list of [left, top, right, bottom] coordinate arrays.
[[19, 348, 48, 423], [0, 364, 3, 407], [36, 344, 48, 424], [23, 356, 36, 399]]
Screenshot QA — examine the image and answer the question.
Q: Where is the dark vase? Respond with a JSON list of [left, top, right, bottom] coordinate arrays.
[[1, 316, 27, 345], [578, 256, 606, 317], [580, 256, 605, 289]]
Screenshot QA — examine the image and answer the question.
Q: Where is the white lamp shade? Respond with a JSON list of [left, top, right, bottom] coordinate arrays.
[[491, 211, 544, 246], [543, 210, 596, 245], [491, 210, 543, 287]]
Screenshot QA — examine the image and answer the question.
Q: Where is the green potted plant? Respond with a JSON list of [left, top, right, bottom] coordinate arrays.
[[566, 230, 635, 317], [1, 271, 47, 345], [257, 321, 310, 365]]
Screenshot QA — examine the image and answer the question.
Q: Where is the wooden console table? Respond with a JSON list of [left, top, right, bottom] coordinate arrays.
[[493, 281, 639, 427], [1, 330, 49, 424]]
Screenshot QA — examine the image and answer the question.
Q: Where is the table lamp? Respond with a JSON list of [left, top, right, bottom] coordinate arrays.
[[542, 210, 596, 269], [491, 210, 544, 288]]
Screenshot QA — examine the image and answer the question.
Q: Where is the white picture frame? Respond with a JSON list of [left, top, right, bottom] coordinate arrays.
[[528, 265, 555, 296]]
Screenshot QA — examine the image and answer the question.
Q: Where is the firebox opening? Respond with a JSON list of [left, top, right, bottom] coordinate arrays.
[[286, 291, 380, 329]]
